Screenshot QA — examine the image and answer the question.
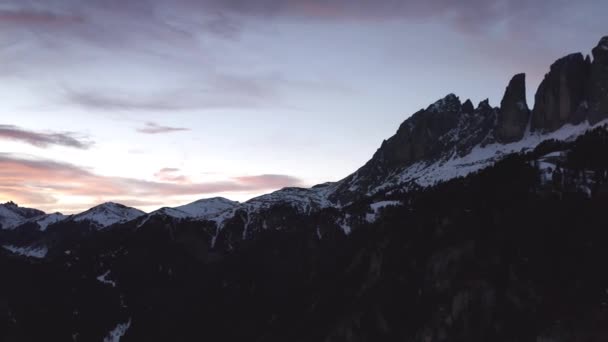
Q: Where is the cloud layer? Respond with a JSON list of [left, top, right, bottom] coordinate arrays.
[[0, 0, 570, 33], [0, 124, 92, 149]]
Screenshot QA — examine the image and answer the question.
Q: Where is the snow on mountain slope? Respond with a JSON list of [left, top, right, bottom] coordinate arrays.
[[371, 119, 608, 194], [243, 187, 333, 214], [142, 189, 333, 234], [72, 202, 145, 228], [139, 197, 239, 229], [364, 200, 402, 223], [176, 197, 238, 216], [24, 213, 67, 231], [103, 319, 131, 342], [2, 244, 48, 258], [0, 202, 46, 230], [0, 206, 27, 230]]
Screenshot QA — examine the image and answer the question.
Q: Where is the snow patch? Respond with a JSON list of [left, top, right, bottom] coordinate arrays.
[[97, 270, 117, 287], [103, 319, 131, 342], [366, 201, 401, 223], [337, 214, 352, 235], [2, 245, 48, 258]]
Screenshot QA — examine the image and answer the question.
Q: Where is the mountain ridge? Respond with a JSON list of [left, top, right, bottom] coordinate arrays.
[[2, 36, 607, 237]]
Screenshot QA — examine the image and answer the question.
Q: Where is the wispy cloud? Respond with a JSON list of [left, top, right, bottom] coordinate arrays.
[[61, 72, 291, 112], [0, 153, 303, 213], [65, 90, 196, 111], [136, 122, 190, 134], [0, 124, 92, 149]]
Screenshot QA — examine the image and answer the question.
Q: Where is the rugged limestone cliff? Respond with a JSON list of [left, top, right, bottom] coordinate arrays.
[[531, 53, 591, 131], [532, 36, 608, 131], [588, 36, 608, 123], [329, 36, 608, 205]]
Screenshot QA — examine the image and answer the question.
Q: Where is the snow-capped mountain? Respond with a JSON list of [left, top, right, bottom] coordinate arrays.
[[149, 197, 239, 220], [71, 202, 145, 228], [0, 202, 45, 230]]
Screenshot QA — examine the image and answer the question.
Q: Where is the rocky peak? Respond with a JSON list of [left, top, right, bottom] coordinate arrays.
[[531, 53, 591, 132], [477, 99, 492, 110], [496, 73, 530, 143], [329, 93, 501, 204], [461, 99, 474, 113], [427, 93, 462, 113], [592, 36, 608, 64]]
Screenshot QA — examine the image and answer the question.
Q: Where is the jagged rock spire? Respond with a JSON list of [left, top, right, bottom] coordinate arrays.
[[592, 36, 608, 64], [461, 99, 474, 113], [496, 73, 530, 142], [587, 36, 608, 123]]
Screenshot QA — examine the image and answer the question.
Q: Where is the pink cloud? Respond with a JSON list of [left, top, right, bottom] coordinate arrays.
[[154, 168, 190, 183]]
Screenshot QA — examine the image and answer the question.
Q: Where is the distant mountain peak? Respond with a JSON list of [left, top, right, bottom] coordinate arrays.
[[0, 202, 46, 230], [72, 202, 145, 228], [144, 197, 239, 222]]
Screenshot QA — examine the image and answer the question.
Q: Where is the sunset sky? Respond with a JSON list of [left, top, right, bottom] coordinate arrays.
[[1, 0, 606, 214]]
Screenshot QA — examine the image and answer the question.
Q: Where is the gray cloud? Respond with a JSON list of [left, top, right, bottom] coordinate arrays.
[[0, 124, 92, 149], [66, 90, 196, 111], [61, 73, 289, 112], [60, 70, 354, 113]]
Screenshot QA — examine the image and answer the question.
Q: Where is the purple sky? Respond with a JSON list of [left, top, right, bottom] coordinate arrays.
[[0, 0, 606, 213]]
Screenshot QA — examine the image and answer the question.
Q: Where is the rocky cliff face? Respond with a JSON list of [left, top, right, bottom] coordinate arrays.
[[587, 36, 608, 124], [531, 53, 591, 131], [532, 36, 608, 131], [328, 95, 498, 204]]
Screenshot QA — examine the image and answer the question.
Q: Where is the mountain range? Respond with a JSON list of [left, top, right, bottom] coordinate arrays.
[[1, 36, 608, 342]]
